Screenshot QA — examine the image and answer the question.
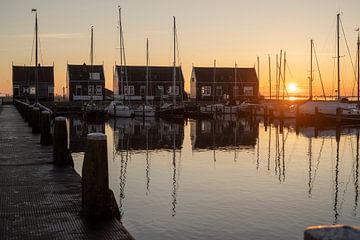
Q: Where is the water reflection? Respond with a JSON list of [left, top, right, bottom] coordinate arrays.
[[69, 117, 360, 240]]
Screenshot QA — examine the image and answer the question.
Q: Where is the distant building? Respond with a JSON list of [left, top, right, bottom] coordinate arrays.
[[114, 65, 185, 102], [190, 66, 259, 102], [12, 65, 54, 101], [66, 64, 105, 101]]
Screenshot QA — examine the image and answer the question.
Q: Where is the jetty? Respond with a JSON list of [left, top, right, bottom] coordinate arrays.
[[0, 104, 133, 239]]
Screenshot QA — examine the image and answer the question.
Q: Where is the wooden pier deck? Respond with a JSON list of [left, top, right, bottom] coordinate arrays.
[[0, 105, 134, 239]]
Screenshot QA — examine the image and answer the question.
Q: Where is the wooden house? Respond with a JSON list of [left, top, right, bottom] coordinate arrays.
[[12, 65, 54, 101], [66, 64, 105, 101], [114, 65, 185, 102], [190, 66, 259, 102]]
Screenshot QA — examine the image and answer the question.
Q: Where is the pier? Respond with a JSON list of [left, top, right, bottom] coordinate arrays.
[[0, 105, 133, 239]]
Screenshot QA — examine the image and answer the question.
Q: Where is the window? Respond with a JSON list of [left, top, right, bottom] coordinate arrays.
[[201, 86, 211, 96], [14, 85, 19, 97], [124, 86, 134, 96], [140, 86, 146, 96], [233, 86, 239, 96], [48, 86, 54, 97], [88, 85, 94, 95], [168, 86, 179, 95], [158, 86, 164, 96], [216, 86, 222, 96], [30, 86, 36, 95], [244, 86, 254, 96], [76, 85, 82, 96], [95, 85, 102, 95], [90, 72, 100, 80]]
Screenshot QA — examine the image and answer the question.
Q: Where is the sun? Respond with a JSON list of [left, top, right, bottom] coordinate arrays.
[[288, 83, 297, 93]]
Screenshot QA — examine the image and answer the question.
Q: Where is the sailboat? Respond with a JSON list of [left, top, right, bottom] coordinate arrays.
[[106, 6, 133, 118], [157, 16, 185, 118], [134, 39, 156, 117], [299, 14, 358, 122]]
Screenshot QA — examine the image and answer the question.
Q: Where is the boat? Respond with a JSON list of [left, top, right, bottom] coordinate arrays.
[[158, 16, 185, 117], [105, 101, 132, 117], [134, 38, 156, 117]]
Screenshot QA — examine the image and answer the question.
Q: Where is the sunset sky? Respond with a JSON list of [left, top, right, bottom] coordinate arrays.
[[1, 0, 360, 97]]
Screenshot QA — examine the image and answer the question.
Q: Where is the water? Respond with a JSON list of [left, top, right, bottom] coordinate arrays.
[[70, 117, 360, 240]]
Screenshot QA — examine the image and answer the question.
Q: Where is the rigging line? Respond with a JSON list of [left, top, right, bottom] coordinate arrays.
[[313, 43, 327, 99], [340, 18, 357, 96], [38, 35, 44, 65], [29, 26, 36, 65]]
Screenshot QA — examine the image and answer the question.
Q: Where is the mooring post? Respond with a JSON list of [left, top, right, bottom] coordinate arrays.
[[53, 117, 73, 167], [32, 107, 41, 134], [82, 133, 120, 220], [304, 225, 360, 240], [28, 105, 33, 127], [40, 111, 52, 145], [336, 107, 342, 125]]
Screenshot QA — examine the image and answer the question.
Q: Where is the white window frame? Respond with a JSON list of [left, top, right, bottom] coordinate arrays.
[[216, 86, 223, 96], [89, 72, 100, 80], [201, 86, 211, 97], [244, 86, 254, 96], [124, 86, 135, 96], [88, 85, 94, 96], [167, 86, 179, 96], [158, 86, 164, 96], [76, 85, 82, 96], [30, 86, 36, 95], [95, 85, 102, 96]]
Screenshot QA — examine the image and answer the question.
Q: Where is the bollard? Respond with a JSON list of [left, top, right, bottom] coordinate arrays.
[[53, 117, 73, 167], [304, 225, 360, 240], [82, 133, 120, 220], [40, 111, 52, 145], [28, 105, 33, 127], [32, 107, 41, 134], [336, 107, 342, 125]]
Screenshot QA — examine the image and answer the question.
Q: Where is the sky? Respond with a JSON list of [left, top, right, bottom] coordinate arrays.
[[1, 0, 360, 97]]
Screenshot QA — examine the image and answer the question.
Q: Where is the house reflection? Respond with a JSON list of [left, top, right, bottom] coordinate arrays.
[[69, 118, 105, 153], [109, 118, 184, 152], [190, 118, 259, 151]]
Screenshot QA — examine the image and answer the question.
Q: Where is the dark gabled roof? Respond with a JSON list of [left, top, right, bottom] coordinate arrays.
[[115, 65, 184, 82], [12, 65, 54, 83], [193, 67, 258, 83], [67, 64, 105, 81]]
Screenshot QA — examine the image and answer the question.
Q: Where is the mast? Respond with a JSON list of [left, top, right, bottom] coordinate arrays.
[[278, 50, 283, 102], [257, 56, 260, 98], [310, 39, 313, 100], [234, 62, 237, 101], [119, 6, 124, 97], [173, 16, 176, 106], [268, 55, 271, 100], [337, 13, 341, 100], [213, 59, 216, 104], [32, 9, 38, 103], [276, 54, 278, 101], [90, 26, 94, 102], [283, 51, 286, 100], [357, 28, 360, 104], [146, 38, 149, 105]]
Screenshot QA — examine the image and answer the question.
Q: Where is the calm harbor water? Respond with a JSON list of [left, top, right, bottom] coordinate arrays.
[[71, 116, 360, 240]]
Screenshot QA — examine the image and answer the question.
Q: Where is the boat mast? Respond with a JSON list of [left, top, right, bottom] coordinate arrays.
[[278, 50, 282, 102], [283, 51, 286, 100], [357, 28, 360, 104], [32, 9, 38, 103], [213, 59, 216, 104], [276, 54, 278, 101], [146, 38, 149, 105], [234, 62, 237, 101], [310, 39, 313, 100], [257, 56, 260, 98], [119, 6, 124, 97], [337, 13, 340, 100], [90, 26, 94, 102], [268, 55, 271, 100], [173, 16, 176, 106]]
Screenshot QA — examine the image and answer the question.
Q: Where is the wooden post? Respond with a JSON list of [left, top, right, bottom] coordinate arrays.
[[40, 111, 52, 145], [82, 133, 120, 220], [32, 107, 41, 134], [304, 225, 360, 240], [53, 117, 73, 167], [28, 105, 33, 127], [336, 107, 342, 125]]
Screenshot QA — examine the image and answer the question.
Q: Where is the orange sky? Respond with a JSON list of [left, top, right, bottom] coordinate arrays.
[[1, 0, 360, 97]]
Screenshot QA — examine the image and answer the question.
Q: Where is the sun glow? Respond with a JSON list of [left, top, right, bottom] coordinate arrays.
[[288, 83, 297, 93]]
